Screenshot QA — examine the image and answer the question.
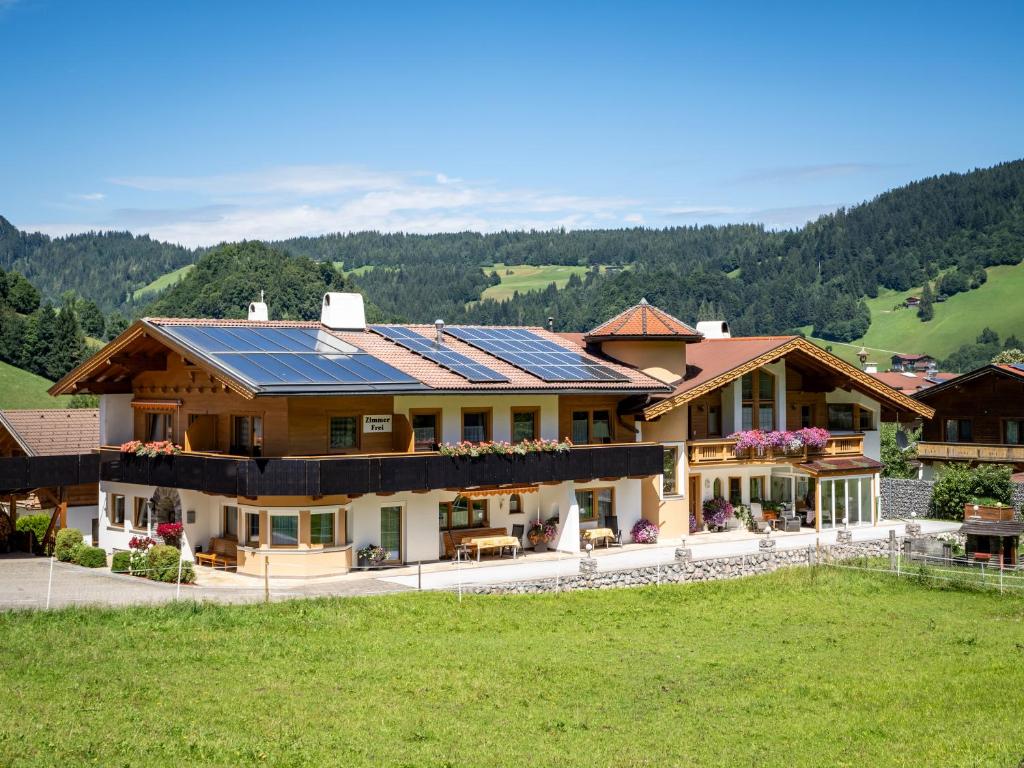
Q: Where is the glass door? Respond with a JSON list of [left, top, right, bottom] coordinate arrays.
[[381, 505, 403, 562]]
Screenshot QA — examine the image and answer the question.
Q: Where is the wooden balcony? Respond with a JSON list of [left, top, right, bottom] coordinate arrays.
[[687, 434, 864, 467], [917, 442, 1024, 464], [0, 453, 100, 493], [97, 443, 665, 497]]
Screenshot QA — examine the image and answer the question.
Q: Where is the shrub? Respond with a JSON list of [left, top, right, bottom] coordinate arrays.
[[111, 551, 132, 574], [930, 463, 1013, 520], [69, 542, 87, 563], [15, 514, 51, 549], [74, 546, 107, 568], [145, 544, 195, 583], [631, 518, 660, 544], [54, 528, 84, 562]]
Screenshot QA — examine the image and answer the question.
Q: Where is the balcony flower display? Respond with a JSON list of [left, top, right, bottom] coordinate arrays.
[[795, 427, 830, 450], [727, 428, 831, 456], [702, 496, 734, 529], [438, 438, 572, 457], [119, 440, 183, 457], [630, 518, 660, 544]]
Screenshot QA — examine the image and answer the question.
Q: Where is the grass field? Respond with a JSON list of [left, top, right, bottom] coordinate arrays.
[[0, 360, 69, 409], [132, 263, 195, 300], [480, 263, 602, 302], [808, 262, 1024, 367], [2, 568, 1022, 767]]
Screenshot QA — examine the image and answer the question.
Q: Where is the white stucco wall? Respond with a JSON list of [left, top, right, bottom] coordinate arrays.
[[393, 394, 560, 443], [99, 394, 134, 446]]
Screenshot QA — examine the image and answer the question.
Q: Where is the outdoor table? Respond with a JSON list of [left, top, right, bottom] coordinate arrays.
[[463, 535, 520, 561], [582, 527, 615, 547]]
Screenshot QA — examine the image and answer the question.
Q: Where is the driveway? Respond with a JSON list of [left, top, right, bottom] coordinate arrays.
[[0, 553, 409, 611]]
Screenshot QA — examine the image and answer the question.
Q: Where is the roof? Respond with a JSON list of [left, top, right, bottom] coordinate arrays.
[[914, 363, 1024, 402], [869, 371, 957, 395], [891, 352, 932, 361], [0, 409, 99, 456], [51, 318, 670, 399], [642, 335, 934, 420], [797, 455, 883, 476], [959, 520, 1024, 537], [584, 299, 702, 342]]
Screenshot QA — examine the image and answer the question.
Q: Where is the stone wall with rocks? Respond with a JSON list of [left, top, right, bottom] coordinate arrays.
[[455, 534, 942, 596], [880, 477, 934, 520]]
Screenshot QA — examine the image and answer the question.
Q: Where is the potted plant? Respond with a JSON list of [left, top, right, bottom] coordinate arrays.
[[156, 522, 184, 549], [702, 497, 734, 531], [631, 518, 660, 544], [357, 544, 387, 569], [527, 517, 558, 552]]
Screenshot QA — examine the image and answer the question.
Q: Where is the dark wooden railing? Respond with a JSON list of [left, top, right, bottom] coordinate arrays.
[[98, 443, 665, 497], [0, 453, 100, 493]]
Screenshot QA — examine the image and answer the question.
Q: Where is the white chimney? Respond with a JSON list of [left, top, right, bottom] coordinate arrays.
[[864, 363, 878, 374], [696, 320, 730, 339], [321, 292, 366, 330], [248, 291, 268, 322]]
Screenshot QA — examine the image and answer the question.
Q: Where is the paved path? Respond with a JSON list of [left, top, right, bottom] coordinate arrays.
[[0, 553, 408, 611], [380, 520, 961, 590]]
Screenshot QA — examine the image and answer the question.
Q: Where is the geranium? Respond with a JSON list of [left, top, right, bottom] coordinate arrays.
[[728, 428, 832, 455], [702, 496, 734, 528], [156, 522, 183, 548], [527, 517, 558, 543], [730, 430, 768, 454], [438, 438, 572, 457], [358, 544, 387, 564], [128, 535, 156, 551], [631, 518, 659, 544], [120, 440, 183, 458]]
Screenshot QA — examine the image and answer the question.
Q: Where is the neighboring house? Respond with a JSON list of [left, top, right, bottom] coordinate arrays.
[[49, 295, 934, 578], [913, 363, 1024, 476], [904, 296, 921, 308], [869, 370, 957, 396], [890, 353, 936, 373], [0, 409, 100, 538]]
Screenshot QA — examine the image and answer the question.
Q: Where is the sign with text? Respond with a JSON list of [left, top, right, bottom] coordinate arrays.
[[363, 415, 392, 434]]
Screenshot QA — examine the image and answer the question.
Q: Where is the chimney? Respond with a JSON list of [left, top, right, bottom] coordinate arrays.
[[248, 291, 268, 322], [695, 320, 730, 339], [547, 317, 555, 332], [434, 319, 445, 347], [321, 292, 366, 330], [864, 362, 878, 374]]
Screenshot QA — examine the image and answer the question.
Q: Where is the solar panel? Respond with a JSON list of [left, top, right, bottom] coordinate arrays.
[[1012, 363, 1024, 373], [443, 326, 630, 383], [158, 325, 424, 392], [369, 325, 509, 383]]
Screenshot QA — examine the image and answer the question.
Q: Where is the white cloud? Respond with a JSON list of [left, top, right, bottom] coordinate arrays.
[[71, 192, 106, 202]]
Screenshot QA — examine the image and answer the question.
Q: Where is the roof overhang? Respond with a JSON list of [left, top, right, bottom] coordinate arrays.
[[914, 364, 1024, 402], [797, 455, 883, 477], [642, 337, 935, 421]]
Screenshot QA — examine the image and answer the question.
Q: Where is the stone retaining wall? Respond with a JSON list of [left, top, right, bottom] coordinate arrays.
[[880, 477, 1024, 520], [456, 534, 939, 596]]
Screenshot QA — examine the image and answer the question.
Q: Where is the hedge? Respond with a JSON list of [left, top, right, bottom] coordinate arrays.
[[74, 546, 107, 568], [15, 514, 50, 548], [111, 551, 132, 574], [54, 528, 84, 562], [147, 544, 195, 584]]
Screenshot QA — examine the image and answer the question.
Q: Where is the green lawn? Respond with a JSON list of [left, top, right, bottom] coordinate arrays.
[[132, 263, 195, 300], [2, 568, 1022, 767], [480, 263, 603, 302], [0, 360, 70, 409], [808, 263, 1024, 367]]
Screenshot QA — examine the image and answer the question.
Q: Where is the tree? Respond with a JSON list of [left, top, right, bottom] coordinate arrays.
[[6, 272, 40, 314], [929, 463, 1013, 520], [917, 282, 933, 322], [49, 300, 87, 379], [880, 423, 920, 478], [76, 299, 106, 338], [104, 311, 129, 340], [992, 349, 1024, 364]]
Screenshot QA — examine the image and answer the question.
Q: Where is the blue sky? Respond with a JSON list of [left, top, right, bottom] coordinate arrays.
[[1, 0, 1021, 246]]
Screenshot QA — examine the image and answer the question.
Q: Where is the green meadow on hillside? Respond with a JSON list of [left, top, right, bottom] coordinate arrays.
[[0, 360, 68, 409], [1, 568, 1022, 767], [480, 263, 602, 302], [132, 263, 195, 301]]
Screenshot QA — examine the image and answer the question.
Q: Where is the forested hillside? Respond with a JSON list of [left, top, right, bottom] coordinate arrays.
[[1, 160, 1022, 341]]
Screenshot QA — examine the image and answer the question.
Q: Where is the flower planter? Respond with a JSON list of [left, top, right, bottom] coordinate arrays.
[[531, 540, 548, 553]]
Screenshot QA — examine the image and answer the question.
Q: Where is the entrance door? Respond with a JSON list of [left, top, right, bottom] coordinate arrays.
[[381, 504, 403, 563], [688, 474, 701, 529]]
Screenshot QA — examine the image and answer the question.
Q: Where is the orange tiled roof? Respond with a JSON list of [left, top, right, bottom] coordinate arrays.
[[584, 299, 701, 341], [869, 371, 957, 394], [0, 409, 99, 456]]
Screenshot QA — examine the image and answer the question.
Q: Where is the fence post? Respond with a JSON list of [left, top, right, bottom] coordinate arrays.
[[264, 557, 270, 603], [176, 554, 183, 600], [45, 555, 55, 610], [888, 530, 897, 572], [417, 560, 422, 591]]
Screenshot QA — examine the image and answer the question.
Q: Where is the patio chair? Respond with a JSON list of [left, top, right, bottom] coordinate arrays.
[[509, 524, 525, 558], [750, 502, 771, 533], [602, 515, 623, 547]]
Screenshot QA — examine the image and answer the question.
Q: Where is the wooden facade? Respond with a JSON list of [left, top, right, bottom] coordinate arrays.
[[919, 369, 1024, 446]]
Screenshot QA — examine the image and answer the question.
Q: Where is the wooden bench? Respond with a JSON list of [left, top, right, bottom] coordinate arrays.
[[195, 537, 238, 570], [443, 527, 509, 560]]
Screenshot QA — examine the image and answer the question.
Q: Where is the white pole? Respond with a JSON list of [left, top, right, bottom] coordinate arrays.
[[176, 554, 183, 600], [457, 556, 462, 604], [45, 555, 55, 610]]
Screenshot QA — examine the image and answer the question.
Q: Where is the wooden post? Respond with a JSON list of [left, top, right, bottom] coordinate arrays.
[[7, 494, 16, 528], [263, 556, 270, 603]]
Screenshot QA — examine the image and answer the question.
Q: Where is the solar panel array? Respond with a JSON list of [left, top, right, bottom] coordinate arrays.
[[369, 326, 509, 382], [1012, 363, 1024, 373], [159, 325, 423, 392], [443, 326, 630, 382]]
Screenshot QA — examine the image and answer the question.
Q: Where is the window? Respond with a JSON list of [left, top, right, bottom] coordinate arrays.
[[438, 497, 488, 529], [713, 478, 723, 498], [707, 405, 721, 437], [245, 512, 260, 546], [508, 493, 523, 514], [133, 497, 149, 528], [858, 407, 874, 431], [571, 409, 613, 444], [827, 404, 855, 432], [511, 408, 539, 441], [329, 416, 358, 450], [310, 512, 335, 546], [462, 409, 490, 443], [231, 415, 264, 456], [380, 505, 403, 562], [728, 477, 742, 506], [575, 488, 613, 523], [270, 515, 299, 547], [800, 405, 813, 429], [750, 476, 766, 502], [740, 371, 774, 431], [223, 505, 238, 539], [411, 412, 440, 452], [1004, 419, 1024, 445], [109, 494, 125, 525], [146, 412, 172, 442], [944, 419, 972, 443], [662, 446, 679, 496]]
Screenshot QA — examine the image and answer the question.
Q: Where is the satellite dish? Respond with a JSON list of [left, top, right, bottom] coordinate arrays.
[[895, 429, 911, 452]]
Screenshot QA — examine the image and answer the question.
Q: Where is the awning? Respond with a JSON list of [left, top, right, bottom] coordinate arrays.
[[960, 520, 1024, 537], [459, 485, 539, 499], [130, 399, 183, 412], [797, 455, 883, 477]]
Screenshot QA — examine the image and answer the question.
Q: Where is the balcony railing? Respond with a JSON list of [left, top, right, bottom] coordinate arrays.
[[98, 443, 665, 497], [917, 442, 1024, 464], [0, 453, 100, 493], [687, 434, 864, 467]]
